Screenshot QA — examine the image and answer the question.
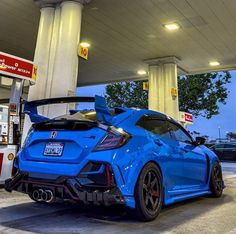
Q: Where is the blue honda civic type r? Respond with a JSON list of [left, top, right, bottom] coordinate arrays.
[[5, 96, 224, 221]]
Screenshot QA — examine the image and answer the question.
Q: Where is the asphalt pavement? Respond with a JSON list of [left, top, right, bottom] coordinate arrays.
[[0, 162, 235, 234]]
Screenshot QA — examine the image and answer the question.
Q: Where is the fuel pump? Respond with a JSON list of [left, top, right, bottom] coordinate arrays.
[[0, 51, 37, 185]]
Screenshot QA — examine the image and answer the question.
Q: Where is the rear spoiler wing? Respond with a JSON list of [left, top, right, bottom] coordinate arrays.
[[24, 95, 112, 124], [24, 96, 95, 107]]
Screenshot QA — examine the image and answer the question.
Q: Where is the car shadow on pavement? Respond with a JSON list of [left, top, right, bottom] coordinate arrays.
[[0, 193, 233, 233]]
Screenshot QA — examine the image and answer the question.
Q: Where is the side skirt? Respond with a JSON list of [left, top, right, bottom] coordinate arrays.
[[164, 189, 211, 206]]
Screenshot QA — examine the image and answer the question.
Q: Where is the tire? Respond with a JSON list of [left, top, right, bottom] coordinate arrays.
[[210, 161, 224, 197], [133, 162, 163, 221]]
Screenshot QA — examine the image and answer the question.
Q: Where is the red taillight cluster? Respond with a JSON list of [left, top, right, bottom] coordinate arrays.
[[93, 128, 130, 151]]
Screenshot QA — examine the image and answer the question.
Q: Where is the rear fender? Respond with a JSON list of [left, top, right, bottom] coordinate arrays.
[[114, 145, 163, 196]]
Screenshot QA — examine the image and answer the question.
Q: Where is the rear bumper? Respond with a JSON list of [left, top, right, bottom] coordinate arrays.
[[5, 171, 125, 206]]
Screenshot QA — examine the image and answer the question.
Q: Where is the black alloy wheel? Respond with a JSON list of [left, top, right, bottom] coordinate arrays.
[[210, 161, 224, 197], [133, 162, 163, 221], [143, 170, 160, 212]]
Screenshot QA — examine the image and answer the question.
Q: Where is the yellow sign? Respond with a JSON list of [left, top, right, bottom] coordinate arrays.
[[143, 82, 149, 90], [32, 65, 38, 81], [171, 87, 178, 97], [79, 46, 89, 60]]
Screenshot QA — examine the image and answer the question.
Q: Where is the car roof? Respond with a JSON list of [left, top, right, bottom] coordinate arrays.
[[114, 107, 181, 127], [129, 108, 178, 123]]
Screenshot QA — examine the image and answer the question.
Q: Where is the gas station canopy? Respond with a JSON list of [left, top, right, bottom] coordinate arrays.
[[1, 0, 236, 86]]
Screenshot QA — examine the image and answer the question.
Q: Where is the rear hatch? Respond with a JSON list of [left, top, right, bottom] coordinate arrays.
[[24, 118, 106, 164], [22, 96, 131, 164]]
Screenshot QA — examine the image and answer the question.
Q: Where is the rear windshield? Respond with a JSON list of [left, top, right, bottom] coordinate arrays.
[[55, 111, 97, 122], [55, 108, 125, 122], [33, 108, 126, 131]]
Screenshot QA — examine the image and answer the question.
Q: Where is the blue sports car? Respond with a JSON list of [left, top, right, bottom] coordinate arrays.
[[5, 96, 224, 221]]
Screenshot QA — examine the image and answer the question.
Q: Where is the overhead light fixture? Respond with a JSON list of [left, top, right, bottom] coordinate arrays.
[[164, 23, 180, 31], [80, 42, 91, 48], [209, 61, 220, 66], [137, 70, 147, 75]]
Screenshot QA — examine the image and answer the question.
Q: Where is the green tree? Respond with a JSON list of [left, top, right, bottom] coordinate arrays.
[[105, 80, 148, 109], [226, 132, 236, 140], [178, 72, 231, 119], [105, 72, 231, 119]]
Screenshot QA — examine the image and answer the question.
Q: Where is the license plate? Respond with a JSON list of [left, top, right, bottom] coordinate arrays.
[[44, 142, 64, 156]]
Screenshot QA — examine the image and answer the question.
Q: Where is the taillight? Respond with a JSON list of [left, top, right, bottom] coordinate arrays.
[[93, 127, 130, 151]]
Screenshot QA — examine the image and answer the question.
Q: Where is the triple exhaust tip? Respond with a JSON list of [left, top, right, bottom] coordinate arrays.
[[32, 189, 54, 203]]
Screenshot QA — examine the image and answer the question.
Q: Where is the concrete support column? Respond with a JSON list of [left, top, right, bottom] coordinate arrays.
[[45, 6, 61, 100], [48, 1, 83, 117], [148, 65, 165, 113], [28, 6, 55, 102], [146, 57, 180, 120], [163, 63, 179, 119], [22, 0, 90, 142], [22, 6, 55, 142]]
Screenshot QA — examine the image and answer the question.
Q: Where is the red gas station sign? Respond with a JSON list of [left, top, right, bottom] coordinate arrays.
[[179, 111, 193, 124], [0, 51, 37, 83], [184, 113, 193, 123]]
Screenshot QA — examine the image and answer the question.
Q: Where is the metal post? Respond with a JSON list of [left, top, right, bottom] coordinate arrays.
[[8, 79, 24, 145], [218, 126, 221, 143]]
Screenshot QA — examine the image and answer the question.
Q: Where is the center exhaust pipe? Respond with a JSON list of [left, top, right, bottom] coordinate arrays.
[[32, 189, 54, 203], [41, 190, 48, 201], [45, 190, 54, 203]]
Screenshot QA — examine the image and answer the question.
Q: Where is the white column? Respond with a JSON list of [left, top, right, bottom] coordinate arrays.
[[163, 63, 179, 120], [45, 6, 61, 100], [28, 6, 55, 101], [43, 6, 61, 116], [48, 1, 83, 118], [22, 6, 55, 143], [148, 65, 165, 113], [22, 0, 90, 143], [146, 57, 180, 120]]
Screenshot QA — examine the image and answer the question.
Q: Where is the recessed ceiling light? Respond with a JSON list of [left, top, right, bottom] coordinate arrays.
[[80, 42, 91, 48], [209, 61, 220, 66], [164, 23, 180, 31], [137, 70, 147, 75]]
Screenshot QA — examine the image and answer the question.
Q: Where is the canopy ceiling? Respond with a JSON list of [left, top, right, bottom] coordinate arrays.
[[0, 0, 236, 86]]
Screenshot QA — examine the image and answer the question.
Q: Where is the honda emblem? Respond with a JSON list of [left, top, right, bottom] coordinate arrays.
[[51, 131, 57, 139]]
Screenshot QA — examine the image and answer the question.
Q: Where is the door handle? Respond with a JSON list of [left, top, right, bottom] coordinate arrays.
[[154, 139, 163, 146]]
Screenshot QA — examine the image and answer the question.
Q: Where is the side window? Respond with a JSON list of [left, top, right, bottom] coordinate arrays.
[[215, 144, 224, 149], [168, 122, 192, 144], [224, 144, 236, 149], [137, 115, 171, 139]]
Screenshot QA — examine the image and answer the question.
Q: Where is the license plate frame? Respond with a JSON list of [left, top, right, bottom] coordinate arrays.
[[43, 142, 64, 157]]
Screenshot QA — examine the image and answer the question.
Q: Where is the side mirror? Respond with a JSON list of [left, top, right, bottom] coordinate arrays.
[[194, 137, 206, 146]]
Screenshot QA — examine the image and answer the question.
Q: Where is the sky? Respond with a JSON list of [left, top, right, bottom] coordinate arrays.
[[188, 71, 236, 140], [77, 71, 236, 140]]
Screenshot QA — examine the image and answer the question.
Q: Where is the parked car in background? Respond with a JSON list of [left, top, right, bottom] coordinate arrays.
[[211, 143, 236, 161]]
